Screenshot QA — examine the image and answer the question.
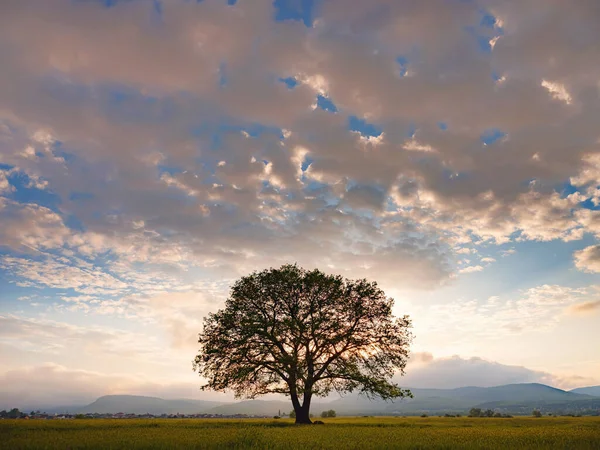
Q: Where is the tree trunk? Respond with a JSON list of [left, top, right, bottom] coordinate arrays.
[[295, 391, 312, 424], [295, 404, 312, 424]]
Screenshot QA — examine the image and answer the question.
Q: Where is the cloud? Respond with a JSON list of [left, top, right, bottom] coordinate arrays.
[[574, 245, 600, 273], [0, 363, 229, 410], [459, 265, 484, 274], [568, 300, 600, 315], [0, 314, 163, 362], [3, 354, 597, 410], [0, 170, 14, 193], [417, 284, 599, 343], [1, 0, 600, 402], [399, 355, 598, 390]]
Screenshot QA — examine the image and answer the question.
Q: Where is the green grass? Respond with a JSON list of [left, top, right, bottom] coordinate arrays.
[[1, 416, 599, 449]]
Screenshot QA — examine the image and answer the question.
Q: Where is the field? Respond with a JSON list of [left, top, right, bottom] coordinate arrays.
[[1, 416, 599, 449]]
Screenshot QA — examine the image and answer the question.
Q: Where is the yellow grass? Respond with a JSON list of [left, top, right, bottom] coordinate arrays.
[[1, 416, 599, 449]]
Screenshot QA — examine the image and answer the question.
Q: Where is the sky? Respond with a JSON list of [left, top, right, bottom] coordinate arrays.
[[1, 0, 600, 408]]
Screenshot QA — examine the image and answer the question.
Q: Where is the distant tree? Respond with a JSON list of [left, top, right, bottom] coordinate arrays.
[[321, 410, 337, 418], [195, 265, 413, 424], [532, 409, 542, 418], [484, 409, 494, 418], [289, 410, 296, 419], [469, 408, 482, 418], [7, 408, 21, 419]]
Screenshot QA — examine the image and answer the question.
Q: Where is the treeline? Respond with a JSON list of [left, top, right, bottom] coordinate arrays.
[[0, 409, 37, 419], [468, 408, 513, 418]]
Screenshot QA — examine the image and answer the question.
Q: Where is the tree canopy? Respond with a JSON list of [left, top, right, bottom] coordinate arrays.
[[194, 264, 413, 424]]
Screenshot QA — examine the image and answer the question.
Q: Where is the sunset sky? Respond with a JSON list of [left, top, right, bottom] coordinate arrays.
[[1, 0, 600, 408]]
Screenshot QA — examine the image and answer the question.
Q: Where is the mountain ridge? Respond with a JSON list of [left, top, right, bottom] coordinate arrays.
[[78, 395, 228, 415], [570, 386, 600, 397], [18, 383, 600, 416]]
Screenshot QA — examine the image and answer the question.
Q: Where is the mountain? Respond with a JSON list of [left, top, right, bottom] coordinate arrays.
[[69, 383, 600, 416], [78, 395, 227, 415], [327, 383, 595, 415], [570, 386, 600, 397]]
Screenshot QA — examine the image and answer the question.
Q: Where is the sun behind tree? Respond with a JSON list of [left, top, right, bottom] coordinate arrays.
[[193, 264, 413, 424]]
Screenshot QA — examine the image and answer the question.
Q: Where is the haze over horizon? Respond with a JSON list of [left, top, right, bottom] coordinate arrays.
[[1, 0, 600, 408]]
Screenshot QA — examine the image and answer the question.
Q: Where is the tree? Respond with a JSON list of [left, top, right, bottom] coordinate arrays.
[[321, 409, 336, 418], [289, 410, 296, 419], [532, 409, 542, 418], [7, 408, 21, 419], [469, 408, 482, 417], [194, 264, 413, 424]]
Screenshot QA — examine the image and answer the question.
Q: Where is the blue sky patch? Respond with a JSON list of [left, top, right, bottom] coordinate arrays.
[[316, 95, 338, 113], [396, 56, 408, 77], [274, 0, 318, 27], [348, 116, 383, 137], [301, 155, 314, 172], [480, 13, 497, 29], [481, 128, 506, 146], [279, 77, 298, 89]]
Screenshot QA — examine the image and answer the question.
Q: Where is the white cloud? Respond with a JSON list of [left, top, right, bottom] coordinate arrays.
[[541, 79, 572, 105], [419, 284, 599, 342], [459, 265, 484, 274], [574, 245, 600, 273], [0, 170, 14, 193]]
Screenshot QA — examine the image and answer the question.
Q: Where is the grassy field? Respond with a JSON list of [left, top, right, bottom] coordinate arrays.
[[1, 416, 599, 449]]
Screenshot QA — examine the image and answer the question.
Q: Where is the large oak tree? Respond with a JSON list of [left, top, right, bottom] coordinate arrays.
[[194, 264, 413, 424]]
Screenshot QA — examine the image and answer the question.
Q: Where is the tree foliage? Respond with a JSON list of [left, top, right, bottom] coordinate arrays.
[[321, 409, 336, 418], [194, 264, 413, 424]]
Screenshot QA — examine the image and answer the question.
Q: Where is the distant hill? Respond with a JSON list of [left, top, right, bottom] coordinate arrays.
[[570, 386, 600, 397], [327, 383, 596, 415], [70, 383, 600, 416], [78, 395, 227, 415]]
